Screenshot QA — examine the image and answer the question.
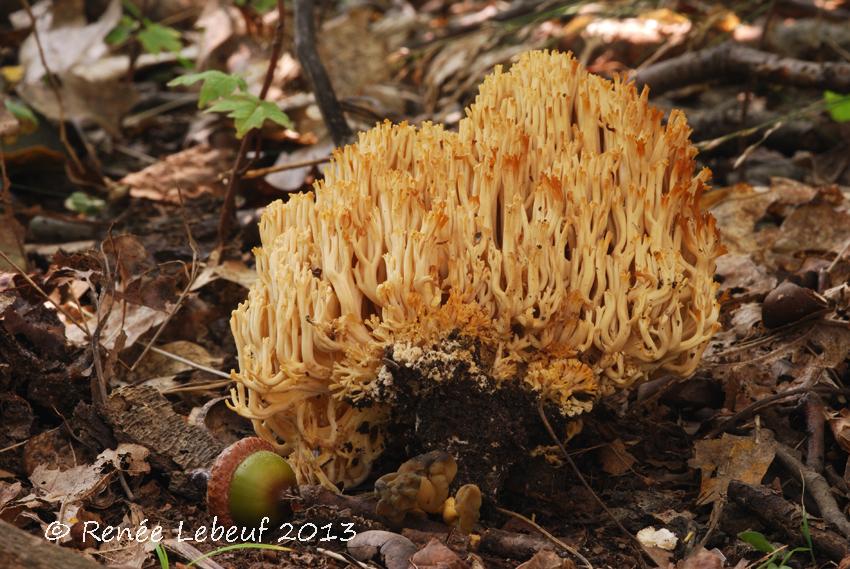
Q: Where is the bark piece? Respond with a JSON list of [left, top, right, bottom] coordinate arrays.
[[0, 519, 103, 569], [100, 385, 224, 497]]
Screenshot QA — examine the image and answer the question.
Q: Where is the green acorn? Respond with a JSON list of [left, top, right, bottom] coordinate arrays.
[[207, 437, 296, 527]]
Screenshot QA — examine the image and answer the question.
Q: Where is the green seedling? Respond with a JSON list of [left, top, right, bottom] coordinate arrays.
[[168, 71, 291, 138]]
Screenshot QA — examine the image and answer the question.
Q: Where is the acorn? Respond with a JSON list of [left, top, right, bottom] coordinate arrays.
[[207, 437, 297, 527], [762, 281, 829, 329]]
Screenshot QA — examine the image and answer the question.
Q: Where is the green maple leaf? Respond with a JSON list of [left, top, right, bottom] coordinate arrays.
[[168, 71, 248, 108], [206, 94, 292, 138], [138, 21, 182, 54]]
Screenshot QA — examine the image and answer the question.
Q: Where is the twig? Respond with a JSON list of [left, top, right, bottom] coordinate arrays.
[[494, 506, 593, 569], [408, 0, 570, 50], [131, 187, 199, 371], [217, 0, 287, 245], [695, 95, 836, 152], [633, 41, 850, 95], [161, 380, 231, 393], [0, 143, 26, 271], [122, 94, 198, 129], [149, 346, 230, 379], [827, 239, 850, 273], [804, 393, 825, 473], [704, 385, 820, 438], [315, 547, 373, 569], [89, 241, 119, 405], [18, 0, 86, 176], [242, 155, 332, 179], [0, 427, 60, 454], [293, 0, 354, 147], [537, 400, 649, 567], [731, 120, 784, 170], [774, 443, 850, 538]]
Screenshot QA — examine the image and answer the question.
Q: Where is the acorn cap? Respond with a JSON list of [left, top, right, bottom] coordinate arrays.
[[207, 437, 296, 527]]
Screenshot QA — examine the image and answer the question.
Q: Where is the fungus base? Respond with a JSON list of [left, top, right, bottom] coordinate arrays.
[[370, 334, 567, 497]]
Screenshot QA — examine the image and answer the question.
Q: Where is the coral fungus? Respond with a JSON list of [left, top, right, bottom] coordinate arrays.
[[229, 50, 721, 489]]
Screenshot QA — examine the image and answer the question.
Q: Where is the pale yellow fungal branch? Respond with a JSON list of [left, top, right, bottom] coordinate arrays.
[[229, 50, 721, 489]]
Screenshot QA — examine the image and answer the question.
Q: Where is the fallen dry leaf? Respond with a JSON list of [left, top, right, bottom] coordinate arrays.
[[29, 443, 150, 505], [191, 259, 257, 291], [66, 299, 168, 349], [0, 481, 22, 512], [516, 549, 577, 569], [690, 432, 775, 505], [598, 438, 637, 476], [0, 213, 27, 273], [714, 253, 777, 296], [264, 141, 334, 192], [13, 0, 138, 132], [675, 547, 734, 569], [409, 538, 469, 569], [122, 144, 232, 204]]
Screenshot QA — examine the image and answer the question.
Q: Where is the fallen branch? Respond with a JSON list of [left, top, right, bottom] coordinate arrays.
[[293, 0, 354, 147], [634, 41, 850, 95], [773, 443, 850, 539], [728, 480, 849, 561]]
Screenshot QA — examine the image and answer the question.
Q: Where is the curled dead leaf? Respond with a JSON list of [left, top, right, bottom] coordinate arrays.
[[409, 538, 469, 569], [829, 409, 850, 453]]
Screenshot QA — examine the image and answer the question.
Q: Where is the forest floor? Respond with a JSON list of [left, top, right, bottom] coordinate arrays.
[[2, 1, 850, 568]]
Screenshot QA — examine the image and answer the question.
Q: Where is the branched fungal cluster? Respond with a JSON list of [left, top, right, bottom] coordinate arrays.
[[229, 50, 722, 488]]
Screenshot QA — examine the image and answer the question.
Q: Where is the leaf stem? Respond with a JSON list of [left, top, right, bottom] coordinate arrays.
[[217, 0, 287, 247]]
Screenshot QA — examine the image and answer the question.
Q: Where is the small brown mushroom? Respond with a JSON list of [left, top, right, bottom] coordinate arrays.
[[443, 484, 482, 534], [375, 451, 458, 522], [375, 471, 426, 524]]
